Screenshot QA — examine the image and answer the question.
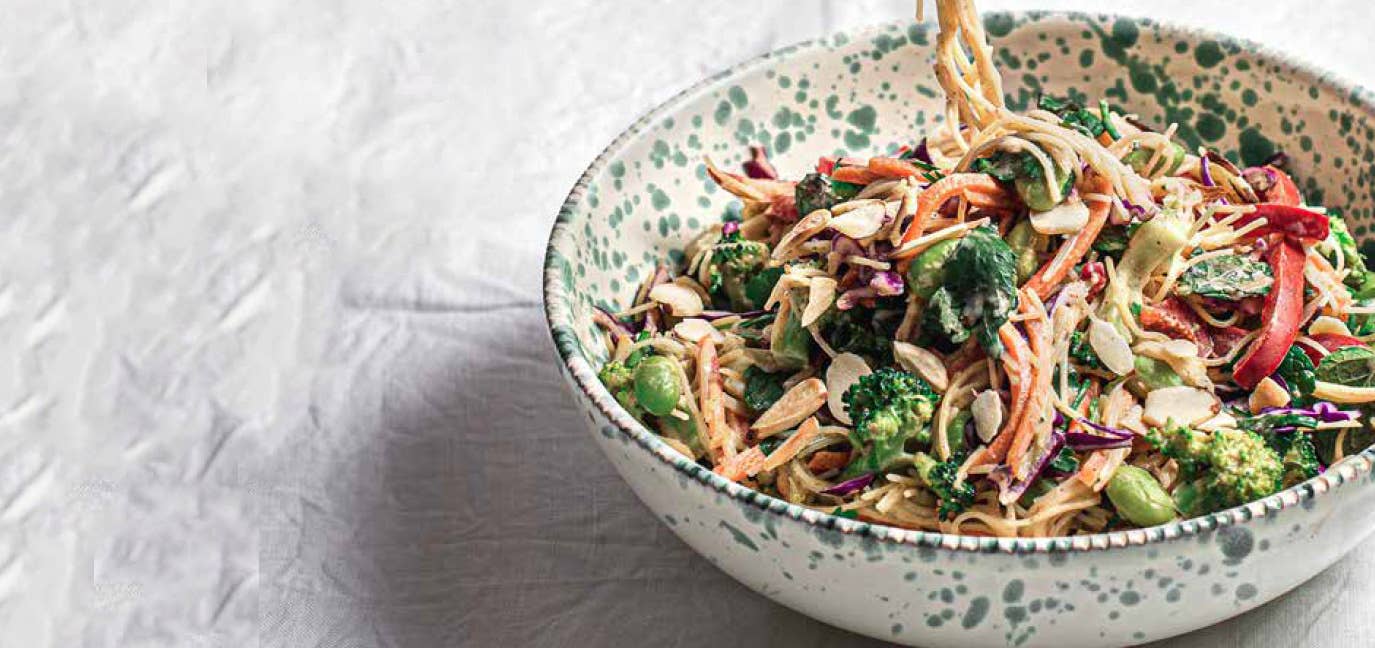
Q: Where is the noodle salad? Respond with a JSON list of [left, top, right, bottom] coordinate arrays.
[[592, 0, 1375, 537]]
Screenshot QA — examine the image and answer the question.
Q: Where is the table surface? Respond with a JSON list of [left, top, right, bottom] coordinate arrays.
[[10, 1, 1375, 646]]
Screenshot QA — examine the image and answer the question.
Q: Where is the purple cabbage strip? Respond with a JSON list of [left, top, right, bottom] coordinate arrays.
[[837, 287, 876, 311], [911, 138, 933, 164], [1258, 401, 1360, 423], [822, 473, 875, 496], [593, 306, 639, 337], [1242, 166, 1278, 193], [871, 270, 905, 297], [1199, 154, 1216, 187], [994, 431, 1066, 504], [832, 235, 865, 261], [722, 220, 740, 237], [743, 145, 779, 180], [1064, 431, 1133, 451], [1076, 418, 1135, 439]]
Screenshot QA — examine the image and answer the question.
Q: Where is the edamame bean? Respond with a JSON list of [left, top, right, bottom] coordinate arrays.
[[1005, 219, 1045, 284], [1106, 465, 1179, 527], [1134, 356, 1183, 391], [634, 356, 682, 416], [1014, 165, 1072, 212], [1122, 143, 1185, 177]]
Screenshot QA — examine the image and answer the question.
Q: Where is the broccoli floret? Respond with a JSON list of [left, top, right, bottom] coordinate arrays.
[[1147, 424, 1211, 476], [598, 361, 642, 417], [824, 305, 900, 365], [841, 368, 938, 475], [1150, 426, 1283, 516], [706, 231, 770, 310], [1203, 429, 1284, 511], [913, 452, 976, 519]]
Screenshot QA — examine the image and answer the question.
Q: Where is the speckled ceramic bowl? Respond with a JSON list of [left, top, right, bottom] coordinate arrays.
[[543, 12, 1375, 647]]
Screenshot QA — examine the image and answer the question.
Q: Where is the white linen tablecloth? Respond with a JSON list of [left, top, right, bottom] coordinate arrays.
[[7, 1, 1373, 645]]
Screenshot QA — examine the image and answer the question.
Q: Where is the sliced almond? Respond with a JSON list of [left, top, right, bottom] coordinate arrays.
[[824, 353, 872, 425], [772, 209, 831, 261], [971, 390, 1003, 443], [1248, 377, 1291, 413], [1089, 317, 1135, 376], [673, 318, 725, 344], [893, 341, 949, 392], [752, 377, 827, 438], [801, 278, 837, 327], [1196, 411, 1239, 432], [1134, 338, 1210, 388], [829, 201, 888, 239], [1142, 386, 1220, 427], [1029, 198, 1090, 235], [1309, 315, 1353, 337], [649, 283, 704, 317]]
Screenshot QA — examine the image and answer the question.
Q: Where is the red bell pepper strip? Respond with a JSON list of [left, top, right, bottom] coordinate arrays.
[[1300, 333, 1368, 364], [816, 155, 837, 175], [1230, 203, 1330, 242], [1139, 297, 1214, 356], [1232, 240, 1307, 389], [1243, 165, 1303, 206]]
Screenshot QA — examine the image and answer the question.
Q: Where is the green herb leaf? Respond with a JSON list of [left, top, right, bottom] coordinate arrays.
[[1315, 345, 1375, 387], [1176, 254, 1274, 301], [832, 507, 860, 519], [743, 365, 788, 412]]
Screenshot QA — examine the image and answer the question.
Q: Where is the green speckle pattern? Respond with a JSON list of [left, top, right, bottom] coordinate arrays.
[[543, 12, 1375, 648]]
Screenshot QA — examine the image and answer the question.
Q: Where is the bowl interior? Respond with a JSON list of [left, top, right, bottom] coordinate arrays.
[[544, 11, 1375, 543]]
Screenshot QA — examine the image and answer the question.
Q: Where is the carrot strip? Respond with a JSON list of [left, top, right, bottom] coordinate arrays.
[[1003, 293, 1055, 479], [977, 323, 1034, 465], [1023, 176, 1111, 299], [898, 173, 1012, 245], [807, 450, 852, 473], [716, 446, 767, 482], [831, 165, 881, 185], [1076, 451, 1109, 487], [868, 156, 923, 178], [697, 338, 731, 465], [761, 417, 821, 471]]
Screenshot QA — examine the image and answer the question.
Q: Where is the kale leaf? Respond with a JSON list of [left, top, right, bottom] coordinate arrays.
[[942, 225, 1019, 357]]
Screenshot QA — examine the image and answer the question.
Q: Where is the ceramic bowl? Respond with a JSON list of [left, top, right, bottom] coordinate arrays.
[[543, 12, 1375, 647]]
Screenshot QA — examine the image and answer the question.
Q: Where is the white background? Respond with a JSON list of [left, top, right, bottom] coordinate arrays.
[[6, 1, 1373, 646]]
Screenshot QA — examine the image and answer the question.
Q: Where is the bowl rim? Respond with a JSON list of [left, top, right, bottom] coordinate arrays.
[[543, 10, 1375, 554]]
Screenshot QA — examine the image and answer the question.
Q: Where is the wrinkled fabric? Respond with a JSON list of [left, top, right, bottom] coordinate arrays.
[[3, 0, 1374, 646]]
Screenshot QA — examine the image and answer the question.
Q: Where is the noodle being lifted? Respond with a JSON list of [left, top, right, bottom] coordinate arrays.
[[592, 0, 1375, 537]]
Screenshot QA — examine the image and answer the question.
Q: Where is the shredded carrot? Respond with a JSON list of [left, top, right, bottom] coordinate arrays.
[[761, 417, 821, 471], [807, 450, 852, 474], [697, 337, 730, 465], [831, 165, 881, 185], [1023, 175, 1112, 299], [977, 323, 1034, 465], [898, 173, 1012, 245], [1004, 294, 1053, 479], [715, 446, 767, 482], [1077, 451, 1110, 487], [868, 156, 923, 178]]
